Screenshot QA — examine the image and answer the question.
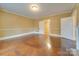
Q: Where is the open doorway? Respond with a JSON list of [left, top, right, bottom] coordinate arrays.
[[39, 19, 50, 34]]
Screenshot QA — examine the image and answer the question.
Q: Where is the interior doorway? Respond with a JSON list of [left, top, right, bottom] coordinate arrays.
[[39, 19, 50, 34]]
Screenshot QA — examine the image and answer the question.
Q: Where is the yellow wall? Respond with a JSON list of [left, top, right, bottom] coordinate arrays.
[[0, 9, 72, 37], [72, 4, 79, 40], [72, 4, 79, 49], [40, 12, 71, 34], [44, 20, 49, 34], [0, 10, 34, 37], [72, 5, 78, 40], [76, 4, 79, 26]]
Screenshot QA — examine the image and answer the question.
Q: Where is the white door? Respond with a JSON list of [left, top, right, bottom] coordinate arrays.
[[77, 25, 79, 49], [39, 20, 45, 34], [61, 17, 73, 40]]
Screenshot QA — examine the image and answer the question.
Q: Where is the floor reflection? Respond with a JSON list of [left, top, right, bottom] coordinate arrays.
[[0, 34, 75, 56]]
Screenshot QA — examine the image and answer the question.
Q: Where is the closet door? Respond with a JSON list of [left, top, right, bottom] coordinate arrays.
[[77, 25, 79, 49], [39, 20, 45, 34], [61, 17, 73, 40]]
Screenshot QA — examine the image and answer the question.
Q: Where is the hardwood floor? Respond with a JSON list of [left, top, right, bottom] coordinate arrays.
[[0, 34, 74, 56]]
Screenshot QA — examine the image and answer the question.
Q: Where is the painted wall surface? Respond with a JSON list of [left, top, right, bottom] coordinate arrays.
[[72, 4, 79, 49], [0, 10, 34, 37], [40, 12, 71, 35], [72, 7, 77, 41], [0, 9, 71, 40], [73, 4, 79, 49]]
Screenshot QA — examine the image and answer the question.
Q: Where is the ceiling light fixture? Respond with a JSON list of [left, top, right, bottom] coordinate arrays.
[[30, 4, 39, 12]]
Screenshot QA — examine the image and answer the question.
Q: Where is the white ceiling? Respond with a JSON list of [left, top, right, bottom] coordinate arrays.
[[0, 3, 75, 19]]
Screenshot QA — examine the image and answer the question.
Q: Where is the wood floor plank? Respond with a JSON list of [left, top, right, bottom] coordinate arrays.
[[0, 34, 74, 56]]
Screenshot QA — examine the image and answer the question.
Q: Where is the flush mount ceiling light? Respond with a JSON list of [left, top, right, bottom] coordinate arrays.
[[30, 4, 39, 12]]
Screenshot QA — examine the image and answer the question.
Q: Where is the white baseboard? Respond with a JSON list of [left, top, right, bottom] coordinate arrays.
[[49, 34, 62, 37], [34, 32, 62, 36], [33, 32, 72, 40], [0, 32, 34, 40], [0, 31, 69, 40]]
